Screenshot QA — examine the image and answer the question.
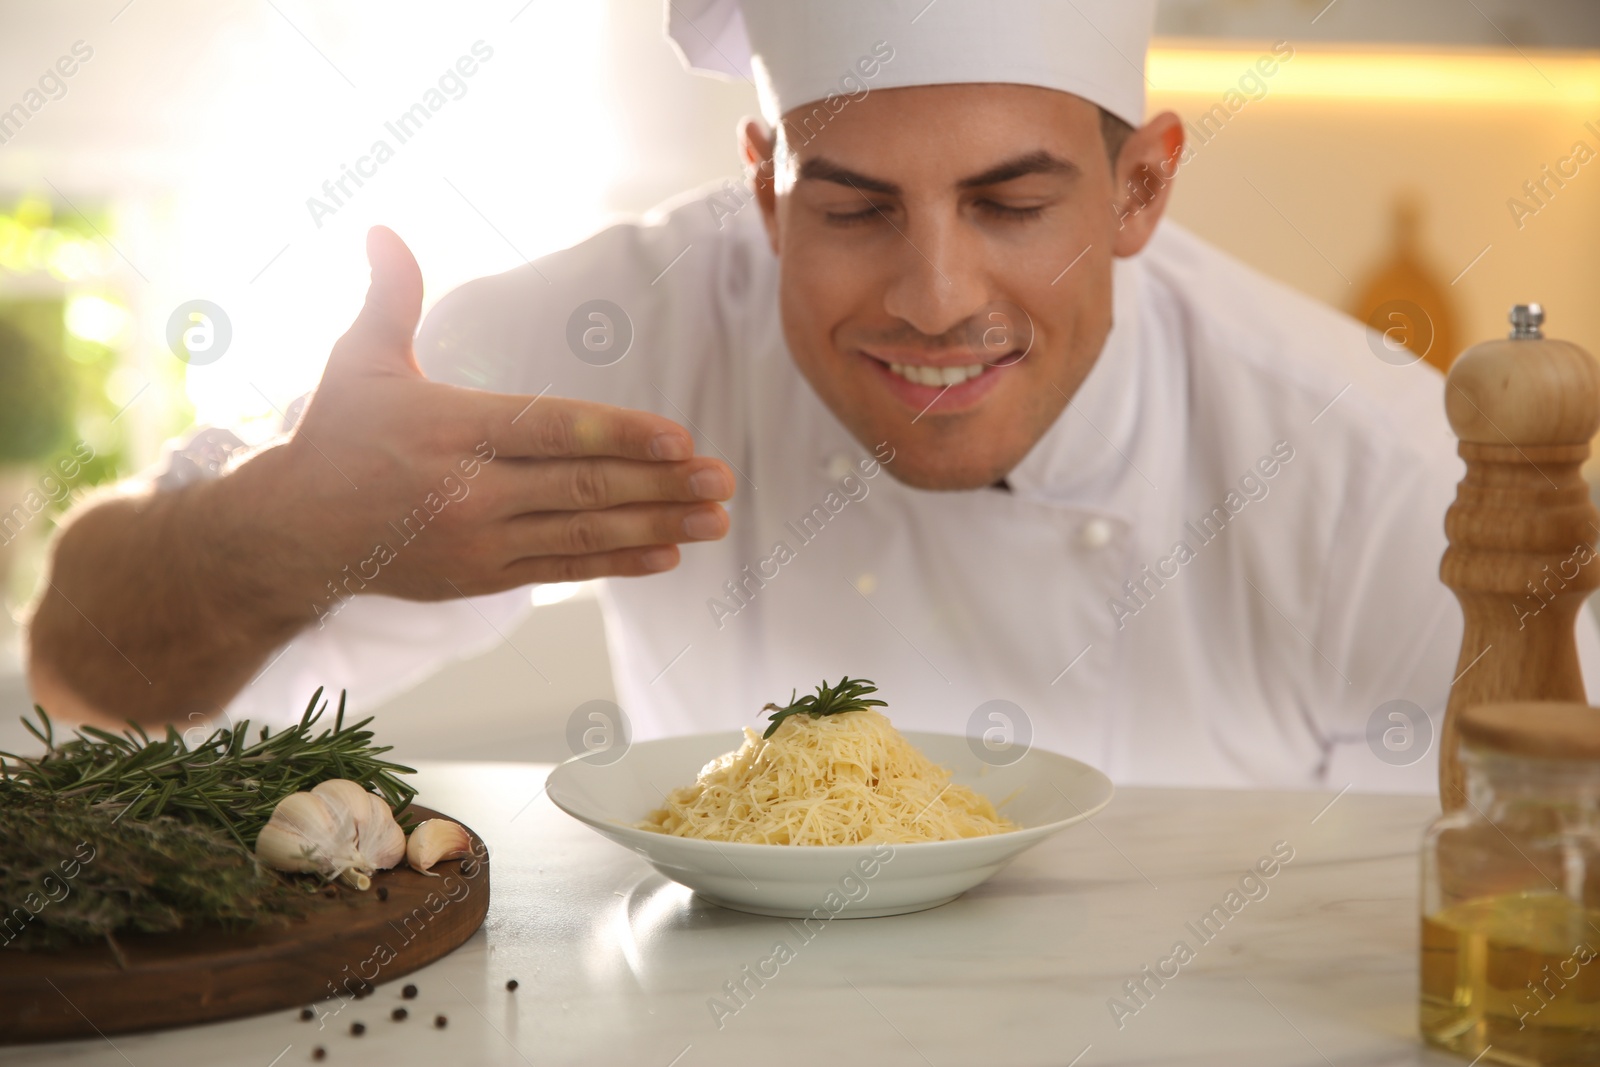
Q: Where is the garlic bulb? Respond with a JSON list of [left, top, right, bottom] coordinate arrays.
[[255, 779, 407, 890], [312, 779, 407, 870], [255, 792, 367, 888], [406, 818, 473, 875]]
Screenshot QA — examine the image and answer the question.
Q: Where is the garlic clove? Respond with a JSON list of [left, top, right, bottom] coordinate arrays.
[[310, 779, 370, 818], [312, 778, 407, 870], [256, 791, 359, 876], [359, 794, 407, 869], [406, 818, 474, 875]]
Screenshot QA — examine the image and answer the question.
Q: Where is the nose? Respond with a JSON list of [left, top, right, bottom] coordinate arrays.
[[880, 215, 990, 341]]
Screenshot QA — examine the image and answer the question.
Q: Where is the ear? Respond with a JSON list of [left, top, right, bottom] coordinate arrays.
[[1110, 111, 1185, 258], [738, 117, 781, 255]]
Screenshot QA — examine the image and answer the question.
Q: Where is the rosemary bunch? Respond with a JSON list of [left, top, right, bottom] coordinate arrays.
[[761, 676, 888, 738], [0, 688, 418, 851]]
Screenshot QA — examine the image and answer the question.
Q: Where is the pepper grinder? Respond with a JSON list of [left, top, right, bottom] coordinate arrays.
[[1438, 304, 1600, 810]]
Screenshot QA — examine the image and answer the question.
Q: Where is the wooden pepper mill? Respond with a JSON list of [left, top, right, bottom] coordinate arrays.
[[1439, 304, 1600, 809]]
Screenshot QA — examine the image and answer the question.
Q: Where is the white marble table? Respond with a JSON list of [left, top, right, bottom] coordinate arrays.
[[16, 761, 1473, 1067]]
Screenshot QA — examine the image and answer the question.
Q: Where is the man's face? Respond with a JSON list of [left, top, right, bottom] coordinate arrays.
[[753, 84, 1164, 490]]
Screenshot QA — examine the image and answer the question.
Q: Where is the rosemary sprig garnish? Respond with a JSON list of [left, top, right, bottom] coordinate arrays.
[[761, 676, 887, 739], [0, 687, 417, 851]]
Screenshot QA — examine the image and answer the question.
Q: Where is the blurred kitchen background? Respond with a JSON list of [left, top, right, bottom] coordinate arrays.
[[0, 0, 1597, 762]]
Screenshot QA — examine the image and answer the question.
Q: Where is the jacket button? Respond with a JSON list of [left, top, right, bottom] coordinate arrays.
[[1078, 518, 1113, 550]]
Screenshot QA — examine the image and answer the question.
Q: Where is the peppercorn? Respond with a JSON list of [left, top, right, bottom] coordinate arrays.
[[391, 1007, 408, 1022], [402, 984, 418, 999], [299, 1007, 315, 1021], [376, 886, 388, 901], [505, 979, 518, 992], [434, 1014, 448, 1029], [312, 1047, 326, 1061], [351, 1022, 365, 1036]]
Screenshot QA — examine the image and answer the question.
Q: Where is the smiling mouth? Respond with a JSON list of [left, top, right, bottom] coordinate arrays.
[[884, 360, 987, 386], [864, 349, 1027, 387]]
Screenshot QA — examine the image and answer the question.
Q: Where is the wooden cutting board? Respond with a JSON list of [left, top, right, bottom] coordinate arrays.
[[0, 805, 489, 1045]]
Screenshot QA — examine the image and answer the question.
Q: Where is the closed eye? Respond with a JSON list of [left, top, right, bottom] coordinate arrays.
[[825, 203, 891, 226], [977, 200, 1047, 221]]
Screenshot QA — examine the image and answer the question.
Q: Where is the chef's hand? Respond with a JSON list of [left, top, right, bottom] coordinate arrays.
[[26, 226, 731, 729], [274, 225, 733, 599]]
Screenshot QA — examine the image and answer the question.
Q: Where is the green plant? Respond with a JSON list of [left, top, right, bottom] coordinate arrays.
[[761, 676, 888, 738], [0, 314, 73, 464], [0, 688, 420, 952], [0, 688, 419, 851], [0, 785, 317, 953]]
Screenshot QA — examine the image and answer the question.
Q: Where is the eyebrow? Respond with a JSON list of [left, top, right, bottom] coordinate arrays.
[[797, 157, 899, 195], [957, 150, 1077, 188], [796, 150, 1078, 197]]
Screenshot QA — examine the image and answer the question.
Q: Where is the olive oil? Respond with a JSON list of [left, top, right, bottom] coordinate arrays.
[[1421, 891, 1600, 1066]]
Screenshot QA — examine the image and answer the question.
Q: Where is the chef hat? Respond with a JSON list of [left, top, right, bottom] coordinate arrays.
[[666, 0, 1154, 130]]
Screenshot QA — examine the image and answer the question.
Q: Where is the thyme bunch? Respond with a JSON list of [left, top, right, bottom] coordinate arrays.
[[0, 786, 316, 953]]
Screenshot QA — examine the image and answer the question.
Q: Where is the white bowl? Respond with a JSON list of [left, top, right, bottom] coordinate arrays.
[[545, 731, 1114, 918]]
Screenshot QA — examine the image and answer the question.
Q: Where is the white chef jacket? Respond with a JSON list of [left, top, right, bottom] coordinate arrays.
[[218, 182, 1600, 793]]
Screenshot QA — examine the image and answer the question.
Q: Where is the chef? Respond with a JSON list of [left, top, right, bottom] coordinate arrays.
[[27, 0, 1600, 792]]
